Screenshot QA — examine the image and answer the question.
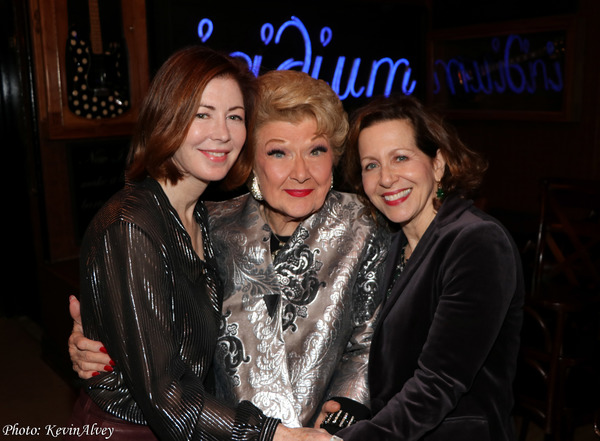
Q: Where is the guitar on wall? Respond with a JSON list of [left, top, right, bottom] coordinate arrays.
[[65, 0, 130, 119]]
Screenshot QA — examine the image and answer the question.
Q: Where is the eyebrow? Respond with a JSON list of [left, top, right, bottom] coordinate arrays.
[[360, 155, 377, 162], [198, 104, 245, 112], [262, 137, 288, 147], [263, 135, 329, 146]]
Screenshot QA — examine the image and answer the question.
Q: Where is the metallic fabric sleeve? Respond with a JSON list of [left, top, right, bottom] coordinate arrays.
[[79, 179, 279, 441], [324, 224, 389, 406]]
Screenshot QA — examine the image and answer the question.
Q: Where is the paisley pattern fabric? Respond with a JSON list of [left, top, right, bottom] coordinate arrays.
[[206, 191, 389, 427]]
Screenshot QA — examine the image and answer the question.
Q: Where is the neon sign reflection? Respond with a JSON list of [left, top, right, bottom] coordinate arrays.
[[433, 34, 564, 96]]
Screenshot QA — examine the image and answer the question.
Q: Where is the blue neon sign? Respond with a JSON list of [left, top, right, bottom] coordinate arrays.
[[197, 16, 564, 101], [198, 16, 417, 100]]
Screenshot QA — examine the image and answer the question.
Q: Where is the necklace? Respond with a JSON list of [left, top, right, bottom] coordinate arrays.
[[270, 230, 290, 260], [385, 244, 408, 299], [400, 244, 408, 268], [261, 206, 293, 260]]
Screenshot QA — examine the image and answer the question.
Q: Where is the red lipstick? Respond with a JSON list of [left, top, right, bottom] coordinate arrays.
[[285, 189, 313, 197], [382, 188, 411, 205]]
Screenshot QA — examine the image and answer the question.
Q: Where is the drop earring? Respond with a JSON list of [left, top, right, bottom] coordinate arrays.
[[249, 173, 264, 201], [436, 182, 445, 200]]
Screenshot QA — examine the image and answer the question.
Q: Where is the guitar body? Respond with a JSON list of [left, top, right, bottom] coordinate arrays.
[[65, 2, 130, 119]]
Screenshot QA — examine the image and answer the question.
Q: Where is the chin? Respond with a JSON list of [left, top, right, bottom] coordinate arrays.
[[380, 208, 407, 225], [284, 210, 314, 221]]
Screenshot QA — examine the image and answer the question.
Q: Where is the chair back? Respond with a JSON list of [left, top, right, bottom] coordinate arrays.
[[531, 178, 600, 299]]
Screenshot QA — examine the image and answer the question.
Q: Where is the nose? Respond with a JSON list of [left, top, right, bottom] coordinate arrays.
[[379, 165, 397, 188], [290, 156, 309, 183], [210, 116, 231, 142]]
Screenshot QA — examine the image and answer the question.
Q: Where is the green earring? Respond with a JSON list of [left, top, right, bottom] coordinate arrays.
[[436, 184, 445, 200]]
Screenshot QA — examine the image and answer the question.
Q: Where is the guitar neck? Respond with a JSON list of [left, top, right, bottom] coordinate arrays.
[[88, 0, 103, 55]]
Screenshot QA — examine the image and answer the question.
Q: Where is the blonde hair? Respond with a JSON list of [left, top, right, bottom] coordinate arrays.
[[225, 70, 348, 190]]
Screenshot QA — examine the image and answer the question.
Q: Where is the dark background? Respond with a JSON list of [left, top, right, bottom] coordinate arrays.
[[1, 0, 598, 382]]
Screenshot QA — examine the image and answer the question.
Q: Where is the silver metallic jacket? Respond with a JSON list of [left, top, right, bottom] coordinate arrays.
[[206, 191, 389, 427]]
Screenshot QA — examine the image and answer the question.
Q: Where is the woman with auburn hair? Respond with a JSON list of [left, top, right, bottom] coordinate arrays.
[[334, 94, 524, 441], [67, 47, 329, 441]]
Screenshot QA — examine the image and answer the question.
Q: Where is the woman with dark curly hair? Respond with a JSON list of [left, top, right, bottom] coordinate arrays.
[[331, 95, 524, 441]]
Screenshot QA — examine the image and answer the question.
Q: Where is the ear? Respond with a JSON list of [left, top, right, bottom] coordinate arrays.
[[433, 149, 446, 182]]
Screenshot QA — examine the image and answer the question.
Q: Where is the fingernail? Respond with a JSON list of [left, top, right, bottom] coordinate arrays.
[[109, 359, 115, 367], [104, 365, 113, 372], [92, 372, 100, 377], [99, 347, 108, 354]]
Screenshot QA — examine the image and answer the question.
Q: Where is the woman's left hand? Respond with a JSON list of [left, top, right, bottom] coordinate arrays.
[[68, 295, 112, 378]]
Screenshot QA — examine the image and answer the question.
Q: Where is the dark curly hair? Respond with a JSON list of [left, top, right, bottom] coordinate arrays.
[[341, 94, 488, 211]]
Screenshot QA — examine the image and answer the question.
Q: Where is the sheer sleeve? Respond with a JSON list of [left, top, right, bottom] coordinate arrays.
[[81, 218, 280, 441]]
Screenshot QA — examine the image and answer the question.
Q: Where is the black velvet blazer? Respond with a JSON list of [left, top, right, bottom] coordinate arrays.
[[339, 196, 524, 441]]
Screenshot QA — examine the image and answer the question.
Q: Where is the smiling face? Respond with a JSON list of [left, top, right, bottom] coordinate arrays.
[[359, 119, 445, 237], [172, 76, 246, 190], [254, 117, 334, 235]]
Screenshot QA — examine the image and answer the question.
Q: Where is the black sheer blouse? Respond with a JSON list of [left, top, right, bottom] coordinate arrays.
[[79, 178, 280, 441]]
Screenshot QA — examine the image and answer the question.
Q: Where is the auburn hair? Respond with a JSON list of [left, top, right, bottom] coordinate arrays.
[[126, 46, 257, 184]]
